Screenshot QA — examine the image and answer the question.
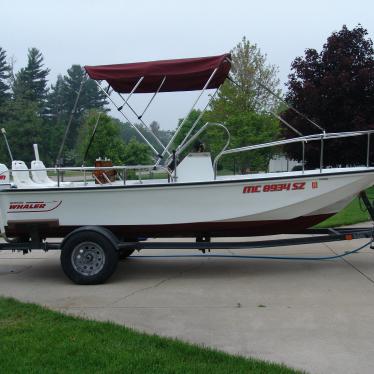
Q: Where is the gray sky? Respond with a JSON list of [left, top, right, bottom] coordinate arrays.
[[1, 0, 373, 129]]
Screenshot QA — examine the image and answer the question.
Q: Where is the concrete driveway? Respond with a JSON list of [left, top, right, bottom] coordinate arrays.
[[1, 231, 374, 374]]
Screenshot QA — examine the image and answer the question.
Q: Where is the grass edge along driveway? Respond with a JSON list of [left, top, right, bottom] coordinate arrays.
[[0, 297, 303, 374]]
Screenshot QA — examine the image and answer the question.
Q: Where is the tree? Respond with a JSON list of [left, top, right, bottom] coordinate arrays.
[[117, 119, 172, 156], [61, 65, 108, 116], [76, 111, 127, 165], [172, 109, 204, 149], [0, 47, 10, 107], [76, 111, 152, 166], [54, 64, 109, 149], [44, 75, 67, 152], [46, 75, 65, 120], [122, 138, 153, 165], [210, 112, 280, 172], [283, 25, 374, 167], [0, 49, 112, 167], [83, 78, 108, 110], [0, 99, 46, 164], [119, 120, 144, 143], [0, 48, 52, 164], [210, 36, 281, 119], [12, 48, 50, 106], [203, 37, 281, 171], [149, 120, 160, 137]]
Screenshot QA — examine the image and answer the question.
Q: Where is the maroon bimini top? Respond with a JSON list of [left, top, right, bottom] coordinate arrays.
[[84, 53, 231, 93]]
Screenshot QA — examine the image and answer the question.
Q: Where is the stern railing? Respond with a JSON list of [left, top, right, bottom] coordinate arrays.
[[213, 130, 374, 179]]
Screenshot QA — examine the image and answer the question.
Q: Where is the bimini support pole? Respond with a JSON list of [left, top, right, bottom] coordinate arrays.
[[139, 76, 166, 119], [117, 76, 144, 111], [94, 80, 161, 158], [116, 76, 170, 156], [270, 110, 303, 137], [156, 67, 219, 166], [176, 87, 219, 151]]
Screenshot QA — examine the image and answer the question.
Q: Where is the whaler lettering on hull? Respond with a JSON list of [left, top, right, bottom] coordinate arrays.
[[8, 200, 62, 213]]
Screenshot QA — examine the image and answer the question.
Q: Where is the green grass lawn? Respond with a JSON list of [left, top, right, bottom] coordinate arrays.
[[0, 297, 302, 374], [315, 187, 374, 228]]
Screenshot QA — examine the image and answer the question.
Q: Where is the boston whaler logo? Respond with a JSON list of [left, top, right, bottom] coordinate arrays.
[[8, 200, 62, 213]]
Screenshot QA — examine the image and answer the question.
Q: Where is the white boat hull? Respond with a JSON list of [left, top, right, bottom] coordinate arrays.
[[0, 167, 373, 238]]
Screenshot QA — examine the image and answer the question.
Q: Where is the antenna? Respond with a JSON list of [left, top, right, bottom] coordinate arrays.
[[55, 77, 84, 167], [82, 112, 102, 166], [1, 128, 13, 162]]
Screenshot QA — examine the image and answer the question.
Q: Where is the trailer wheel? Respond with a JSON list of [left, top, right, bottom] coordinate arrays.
[[60, 230, 119, 285]]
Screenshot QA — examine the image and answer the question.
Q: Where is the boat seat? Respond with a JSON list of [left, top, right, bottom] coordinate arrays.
[[11, 160, 38, 187], [31, 160, 57, 186], [30, 160, 73, 187]]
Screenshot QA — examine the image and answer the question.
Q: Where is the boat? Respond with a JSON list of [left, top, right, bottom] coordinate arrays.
[[0, 53, 373, 284]]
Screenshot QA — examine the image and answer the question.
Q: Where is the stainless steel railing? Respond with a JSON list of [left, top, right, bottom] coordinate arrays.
[[213, 130, 374, 179], [1, 164, 173, 187], [2, 130, 374, 187]]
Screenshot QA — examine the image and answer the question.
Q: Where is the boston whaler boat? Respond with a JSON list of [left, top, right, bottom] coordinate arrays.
[[0, 53, 374, 284]]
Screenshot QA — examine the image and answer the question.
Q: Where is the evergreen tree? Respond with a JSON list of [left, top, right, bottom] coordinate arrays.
[[62, 65, 108, 115], [83, 78, 108, 110], [46, 75, 65, 120], [0, 99, 45, 164], [62, 65, 86, 116], [51, 64, 109, 149], [12, 48, 50, 107], [0, 47, 10, 107]]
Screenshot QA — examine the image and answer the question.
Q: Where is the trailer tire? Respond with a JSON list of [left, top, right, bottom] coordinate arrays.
[[60, 230, 119, 285]]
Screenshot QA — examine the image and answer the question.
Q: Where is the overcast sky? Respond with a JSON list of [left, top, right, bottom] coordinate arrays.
[[1, 0, 373, 130]]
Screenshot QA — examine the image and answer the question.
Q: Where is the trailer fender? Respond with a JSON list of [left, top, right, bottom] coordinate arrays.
[[61, 226, 120, 251]]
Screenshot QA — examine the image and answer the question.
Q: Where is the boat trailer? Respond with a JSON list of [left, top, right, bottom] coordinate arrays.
[[0, 225, 372, 252]]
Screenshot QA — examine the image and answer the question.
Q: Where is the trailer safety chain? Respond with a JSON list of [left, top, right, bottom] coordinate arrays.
[[133, 237, 373, 262]]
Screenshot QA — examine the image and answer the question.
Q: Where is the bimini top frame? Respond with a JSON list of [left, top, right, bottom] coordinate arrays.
[[84, 54, 232, 160]]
